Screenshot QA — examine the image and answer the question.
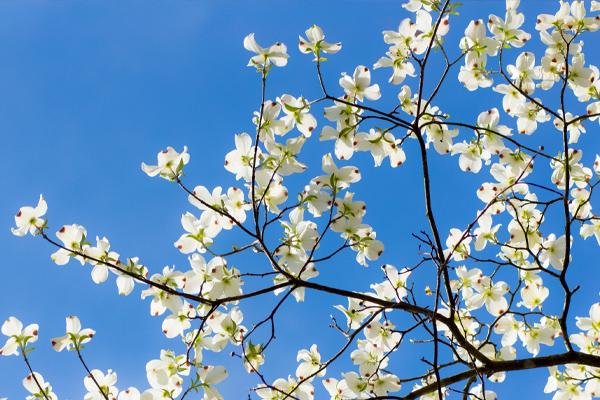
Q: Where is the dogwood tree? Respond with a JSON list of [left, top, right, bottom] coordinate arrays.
[[6, 0, 600, 399]]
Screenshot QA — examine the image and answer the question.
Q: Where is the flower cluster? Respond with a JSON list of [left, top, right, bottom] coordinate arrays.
[[7, 1, 600, 399]]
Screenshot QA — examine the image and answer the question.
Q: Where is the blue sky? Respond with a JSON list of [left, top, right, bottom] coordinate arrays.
[[1, 0, 599, 398]]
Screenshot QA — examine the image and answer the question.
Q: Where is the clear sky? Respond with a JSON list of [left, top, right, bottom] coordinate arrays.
[[1, 0, 599, 399]]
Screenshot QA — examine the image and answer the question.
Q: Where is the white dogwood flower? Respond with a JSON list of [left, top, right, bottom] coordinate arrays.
[[339, 66, 381, 102], [23, 373, 58, 400], [84, 369, 118, 400], [244, 33, 288, 71], [142, 146, 189, 181], [51, 316, 95, 352], [1, 317, 38, 357], [299, 25, 341, 61], [12, 195, 47, 236]]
